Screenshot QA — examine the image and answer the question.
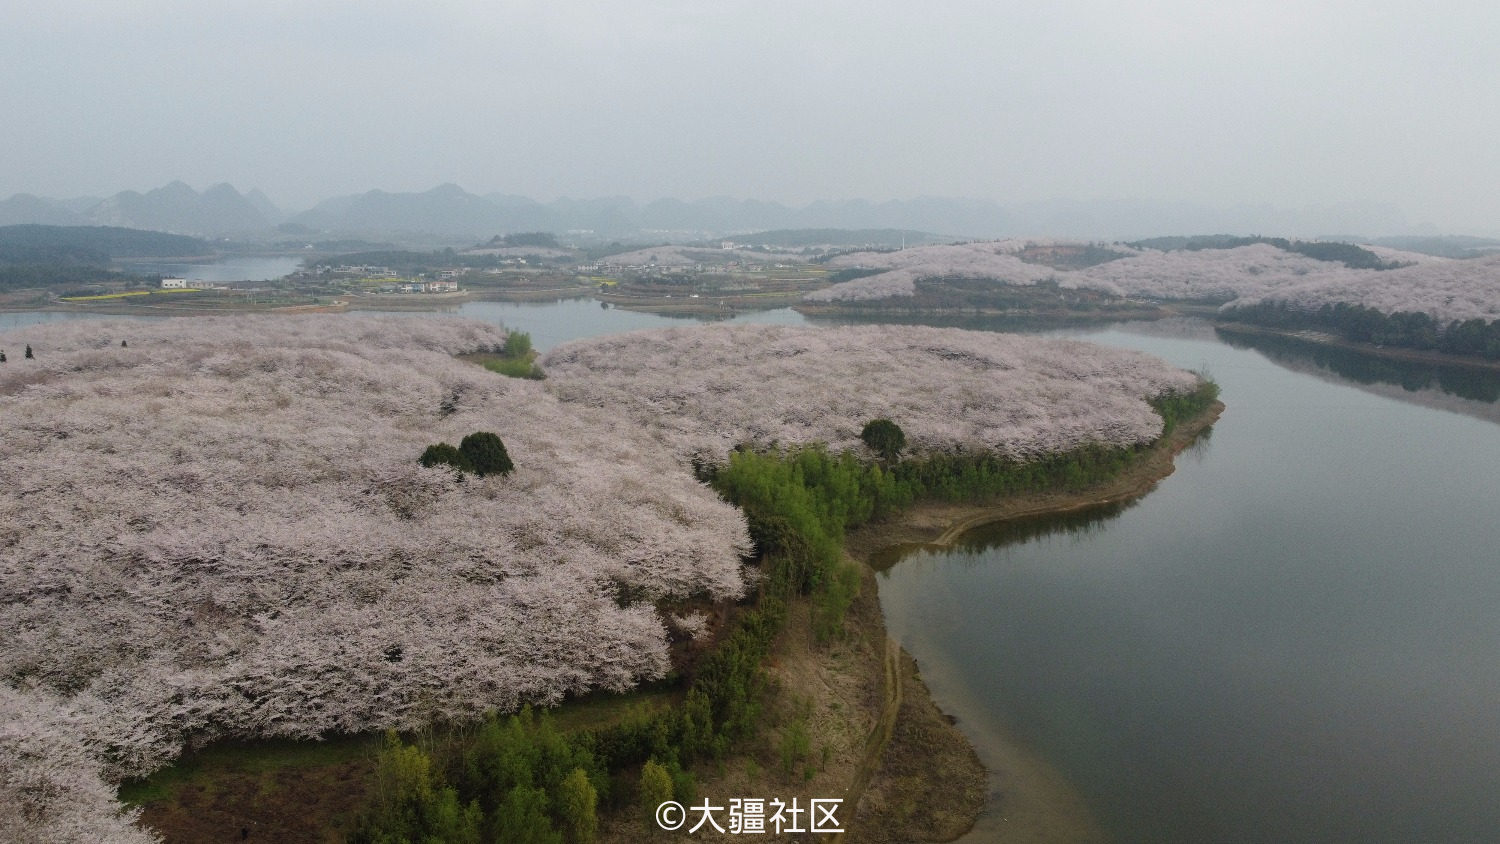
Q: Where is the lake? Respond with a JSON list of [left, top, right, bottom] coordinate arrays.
[[5, 302, 1498, 842], [877, 322, 1500, 843], [115, 255, 304, 282], [399, 298, 808, 351]]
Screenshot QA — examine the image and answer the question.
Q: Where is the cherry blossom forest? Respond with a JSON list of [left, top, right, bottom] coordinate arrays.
[[0, 316, 1202, 841], [807, 240, 1500, 325]]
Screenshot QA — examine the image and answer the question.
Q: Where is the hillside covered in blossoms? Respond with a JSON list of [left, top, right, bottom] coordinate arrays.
[[0, 316, 752, 842], [806, 239, 1500, 326], [1, 316, 1208, 842], [543, 323, 1200, 462]]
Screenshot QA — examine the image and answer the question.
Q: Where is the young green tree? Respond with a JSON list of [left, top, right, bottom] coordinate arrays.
[[459, 431, 514, 477], [424, 789, 483, 844], [351, 731, 481, 844], [779, 718, 812, 781], [493, 785, 561, 844], [503, 330, 533, 359], [859, 418, 905, 461], [638, 759, 674, 830], [679, 688, 715, 759], [556, 767, 598, 844]]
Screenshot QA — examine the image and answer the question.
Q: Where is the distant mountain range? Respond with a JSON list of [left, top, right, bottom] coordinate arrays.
[[0, 182, 1426, 242], [0, 182, 281, 236]]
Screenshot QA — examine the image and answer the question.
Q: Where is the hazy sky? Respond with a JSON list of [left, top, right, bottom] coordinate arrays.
[[5, 0, 1499, 229]]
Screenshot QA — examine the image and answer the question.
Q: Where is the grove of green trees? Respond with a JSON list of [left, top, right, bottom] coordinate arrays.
[[1231, 300, 1500, 360]]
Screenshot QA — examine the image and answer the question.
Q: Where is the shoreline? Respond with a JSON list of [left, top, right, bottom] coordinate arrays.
[[848, 400, 1221, 563], [794, 303, 1170, 324], [844, 401, 1222, 842]]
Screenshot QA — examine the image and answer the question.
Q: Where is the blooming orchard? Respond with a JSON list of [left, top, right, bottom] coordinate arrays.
[[807, 241, 1500, 324], [1, 316, 1204, 841], [0, 316, 750, 841], [543, 323, 1201, 462]]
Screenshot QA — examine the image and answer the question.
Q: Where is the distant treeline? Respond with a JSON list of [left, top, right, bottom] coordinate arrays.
[[826, 267, 886, 284], [0, 225, 210, 259], [1230, 300, 1500, 360], [318, 250, 508, 272], [318, 248, 571, 272], [1129, 235, 1398, 270], [0, 225, 205, 292], [701, 228, 944, 249], [0, 265, 157, 293], [485, 232, 561, 248]]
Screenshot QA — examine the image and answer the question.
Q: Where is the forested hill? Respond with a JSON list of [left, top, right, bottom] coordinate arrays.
[[0, 225, 212, 262], [0, 225, 211, 292]]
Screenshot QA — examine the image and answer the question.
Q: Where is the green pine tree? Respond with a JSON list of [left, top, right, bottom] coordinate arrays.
[[459, 431, 514, 476]]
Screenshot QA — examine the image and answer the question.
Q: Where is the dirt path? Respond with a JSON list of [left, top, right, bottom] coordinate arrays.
[[844, 630, 903, 809]]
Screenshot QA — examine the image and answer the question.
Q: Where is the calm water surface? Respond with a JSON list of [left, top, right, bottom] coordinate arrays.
[[879, 326, 1500, 843], [116, 255, 304, 282], [451, 298, 807, 351]]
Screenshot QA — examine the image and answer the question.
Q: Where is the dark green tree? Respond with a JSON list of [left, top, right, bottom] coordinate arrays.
[[24, 344, 33, 360], [460, 431, 514, 476], [859, 418, 906, 461], [0, 350, 6, 363], [419, 442, 473, 474]]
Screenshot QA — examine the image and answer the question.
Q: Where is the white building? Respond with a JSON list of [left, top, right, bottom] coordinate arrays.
[[160, 277, 188, 289]]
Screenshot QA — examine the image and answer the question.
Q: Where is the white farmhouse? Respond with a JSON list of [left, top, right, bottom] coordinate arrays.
[[160, 277, 188, 289]]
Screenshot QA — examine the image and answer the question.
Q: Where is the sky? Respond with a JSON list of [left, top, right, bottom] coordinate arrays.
[[4, 0, 1499, 231]]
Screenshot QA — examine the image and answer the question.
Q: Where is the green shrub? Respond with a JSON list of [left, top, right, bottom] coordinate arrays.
[[483, 356, 544, 380], [419, 442, 473, 474], [460, 432, 514, 477]]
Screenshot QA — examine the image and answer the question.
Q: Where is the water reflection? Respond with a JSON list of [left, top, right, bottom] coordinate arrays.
[[115, 256, 303, 282], [952, 502, 1137, 553], [1216, 326, 1500, 418], [802, 311, 1138, 334], [870, 502, 1139, 575]]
